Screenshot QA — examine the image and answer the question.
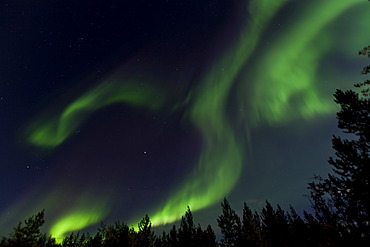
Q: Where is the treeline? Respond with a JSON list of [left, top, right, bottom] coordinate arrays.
[[1, 47, 369, 246], [0, 197, 367, 247]]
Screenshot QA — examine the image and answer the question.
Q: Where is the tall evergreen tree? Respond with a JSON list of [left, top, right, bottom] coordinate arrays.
[[217, 198, 241, 247], [260, 201, 291, 246], [240, 203, 261, 246], [1, 210, 58, 247], [202, 225, 217, 247], [286, 206, 309, 246], [178, 206, 196, 247], [167, 225, 178, 247], [308, 45, 370, 243], [137, 214, 155, 247]]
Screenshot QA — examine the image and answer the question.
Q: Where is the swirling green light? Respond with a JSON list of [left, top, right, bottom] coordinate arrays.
[[27, 81, 164, 147], [139, 0, 292, 225], [248, 0, 367, 125], [20, 0, 369, 236]]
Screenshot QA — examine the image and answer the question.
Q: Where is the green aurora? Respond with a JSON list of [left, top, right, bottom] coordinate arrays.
[[27, 81, 165, 148], [50, 208, 108, 241], [8, 0, 369, 240], [248, 0, 368, 125]]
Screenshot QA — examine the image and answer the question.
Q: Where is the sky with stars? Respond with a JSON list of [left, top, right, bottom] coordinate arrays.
[[1, 0, 369, 240]]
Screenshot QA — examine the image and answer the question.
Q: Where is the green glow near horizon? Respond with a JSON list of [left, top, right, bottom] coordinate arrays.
[[41, 192, 109, 240], [50, 211, 104, 242], [17, 0, 368, 237], [46, 192, 110, 241]]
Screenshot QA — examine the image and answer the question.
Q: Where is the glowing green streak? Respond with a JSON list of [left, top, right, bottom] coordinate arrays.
[[41, 191, 110, 242], [249, 0, 366, 125], [139, 0, 369, 226], [138, 0, 292, 226], [25, 0, 292, 229], [50, 211, 103, 242], [28, 81, 164, 147], [0, 187, 109, 243], [22, 0, 369, 235]]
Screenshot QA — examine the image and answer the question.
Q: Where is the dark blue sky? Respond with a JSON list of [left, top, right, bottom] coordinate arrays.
[[0, 0, 368, 239]]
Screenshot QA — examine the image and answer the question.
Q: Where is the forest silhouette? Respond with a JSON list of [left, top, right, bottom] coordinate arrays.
[[1, 46, 369, 247]]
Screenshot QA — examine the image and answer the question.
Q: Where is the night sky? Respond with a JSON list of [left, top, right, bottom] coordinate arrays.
[[1, 0, 369, 240]]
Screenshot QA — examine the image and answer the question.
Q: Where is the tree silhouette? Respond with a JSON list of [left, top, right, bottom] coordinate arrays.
[[178, 207, 195, 247], [137, 214, 155, 247], [286, 206, 310, 246], [201, 225, 216, 247], [0, 210, 58, 247], [240, 203, 261, 246], [217, 198, 241, 247], [167, 225, 178, 246], [260, 201, 290, 246], [94, 221, 131, 247], [152, 207, 215, 247], [62, 232, 88, 247], [308, 45, 370, 243]]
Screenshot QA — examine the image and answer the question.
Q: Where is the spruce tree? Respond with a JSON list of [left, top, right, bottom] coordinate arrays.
[[178, 206, 195, 247], [217, 198, 241, 247], [137, 215, 155, 247], [308, 45, 370, 242], [240, 203, 261, 246], [1, 210, 58, 247]]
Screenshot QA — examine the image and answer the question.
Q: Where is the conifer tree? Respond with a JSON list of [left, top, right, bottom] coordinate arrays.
[[178, 206, 195, 246], [240, 203, 261, 246], [137, 214, 155, 247], [202, 225, 217, 247], [217, 198, 241, 247], [167, 225, 178, 246], [1, 210, 58, 247], [308, 45, 370, 243]]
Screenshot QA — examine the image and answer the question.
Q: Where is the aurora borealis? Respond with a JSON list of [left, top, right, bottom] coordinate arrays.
[[1, 0, 369, 241]]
